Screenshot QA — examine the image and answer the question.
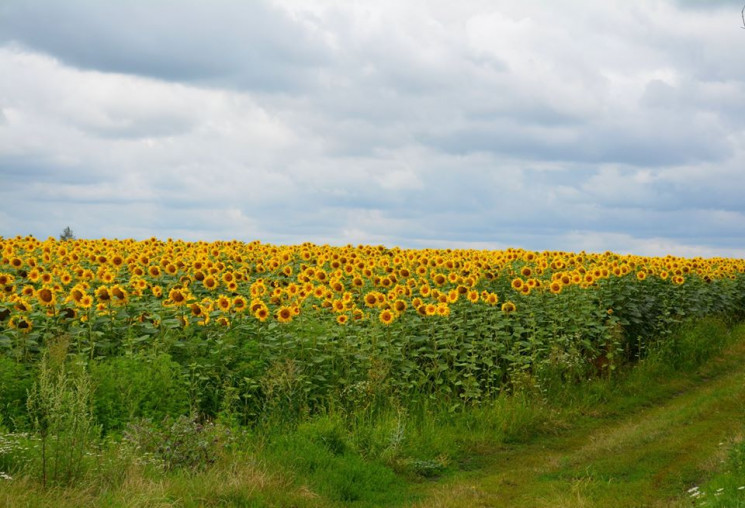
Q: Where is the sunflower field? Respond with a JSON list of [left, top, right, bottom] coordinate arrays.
[[1, 236, 745, 430]]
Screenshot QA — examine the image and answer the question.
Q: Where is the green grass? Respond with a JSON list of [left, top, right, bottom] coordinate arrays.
[[685, 433, 745, 507], [414, 319, 745, 507]]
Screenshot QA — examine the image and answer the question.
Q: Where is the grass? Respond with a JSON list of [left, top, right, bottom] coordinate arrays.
[[685, 433, 745, 506], [414, 318, 745, 507]]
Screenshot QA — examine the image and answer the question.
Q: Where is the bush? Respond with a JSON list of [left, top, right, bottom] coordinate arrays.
[[26, 338, 100, 487], [0, 358, 32, 430], [123, 414, 229, 472]]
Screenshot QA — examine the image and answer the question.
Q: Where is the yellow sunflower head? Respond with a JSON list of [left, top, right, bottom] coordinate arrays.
[[501, 301, 516, 314], [379, 309, 395, 326], [276, 306, 293, 323], [36, 287, 56, 306]]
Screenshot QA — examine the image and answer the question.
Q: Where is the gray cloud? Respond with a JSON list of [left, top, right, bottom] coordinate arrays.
[[0, 0, 330, 90], [1, 1, 744, 257]]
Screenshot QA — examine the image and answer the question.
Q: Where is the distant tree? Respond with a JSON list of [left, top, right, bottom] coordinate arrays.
[[59, 227, 75, 242]]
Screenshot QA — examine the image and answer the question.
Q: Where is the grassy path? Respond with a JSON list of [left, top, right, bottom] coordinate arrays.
[[414, 330, 745, 507]]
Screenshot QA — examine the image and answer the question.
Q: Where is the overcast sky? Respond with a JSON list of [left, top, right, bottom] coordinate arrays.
[[1, 0, 744, 256]]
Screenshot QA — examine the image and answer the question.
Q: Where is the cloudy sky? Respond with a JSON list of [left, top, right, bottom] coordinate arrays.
[[1, 0, 744, 256]]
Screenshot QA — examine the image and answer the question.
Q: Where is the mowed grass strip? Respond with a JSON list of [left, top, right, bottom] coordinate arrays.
[[416, 321, 745, 508]]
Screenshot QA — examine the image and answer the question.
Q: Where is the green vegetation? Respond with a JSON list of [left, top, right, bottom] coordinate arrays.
[[0, 318, 744, 506], [2, 238, 745, 505]]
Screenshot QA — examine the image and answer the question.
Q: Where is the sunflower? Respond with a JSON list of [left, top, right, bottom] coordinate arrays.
[[467, 290, 479, 303], [379, 309, 395, 325], [111, 285, 128, 305], [549, 281, 562, 294], [59, 307, 77, 320], [393, 300, 407, 313], [9, 314, 32, 333], [277, 306, 293, 324], [151, 285, 163, 298], [148, 266, 161, 277], [250, 299, 265, 313], [364, 292, 379, 307], [203, 276, 218, 291], [14, 298, 31, 313], [636, 271, 646, 281], [336, 314, 349, 325], [254, 307, 269, 322], [233, 295, 247, 312], [79, 295, 93, 309], [190, 302, 205, 318], [331, 299, 346, 313], [485, 293, 499, 306], [501, 301, 517, 314], [95, 286, 112, 303], [217, 295, 232, 312], [436, 303, 450, 317], [36, 287, 56, 306], [511, 278, 524, 291], [520, 266, 532, 277], [168, 288, 189, 306], [287, 283, 300, 296]]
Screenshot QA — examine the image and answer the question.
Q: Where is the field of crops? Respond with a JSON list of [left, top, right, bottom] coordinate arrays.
[[2, 236, 745, 428]]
